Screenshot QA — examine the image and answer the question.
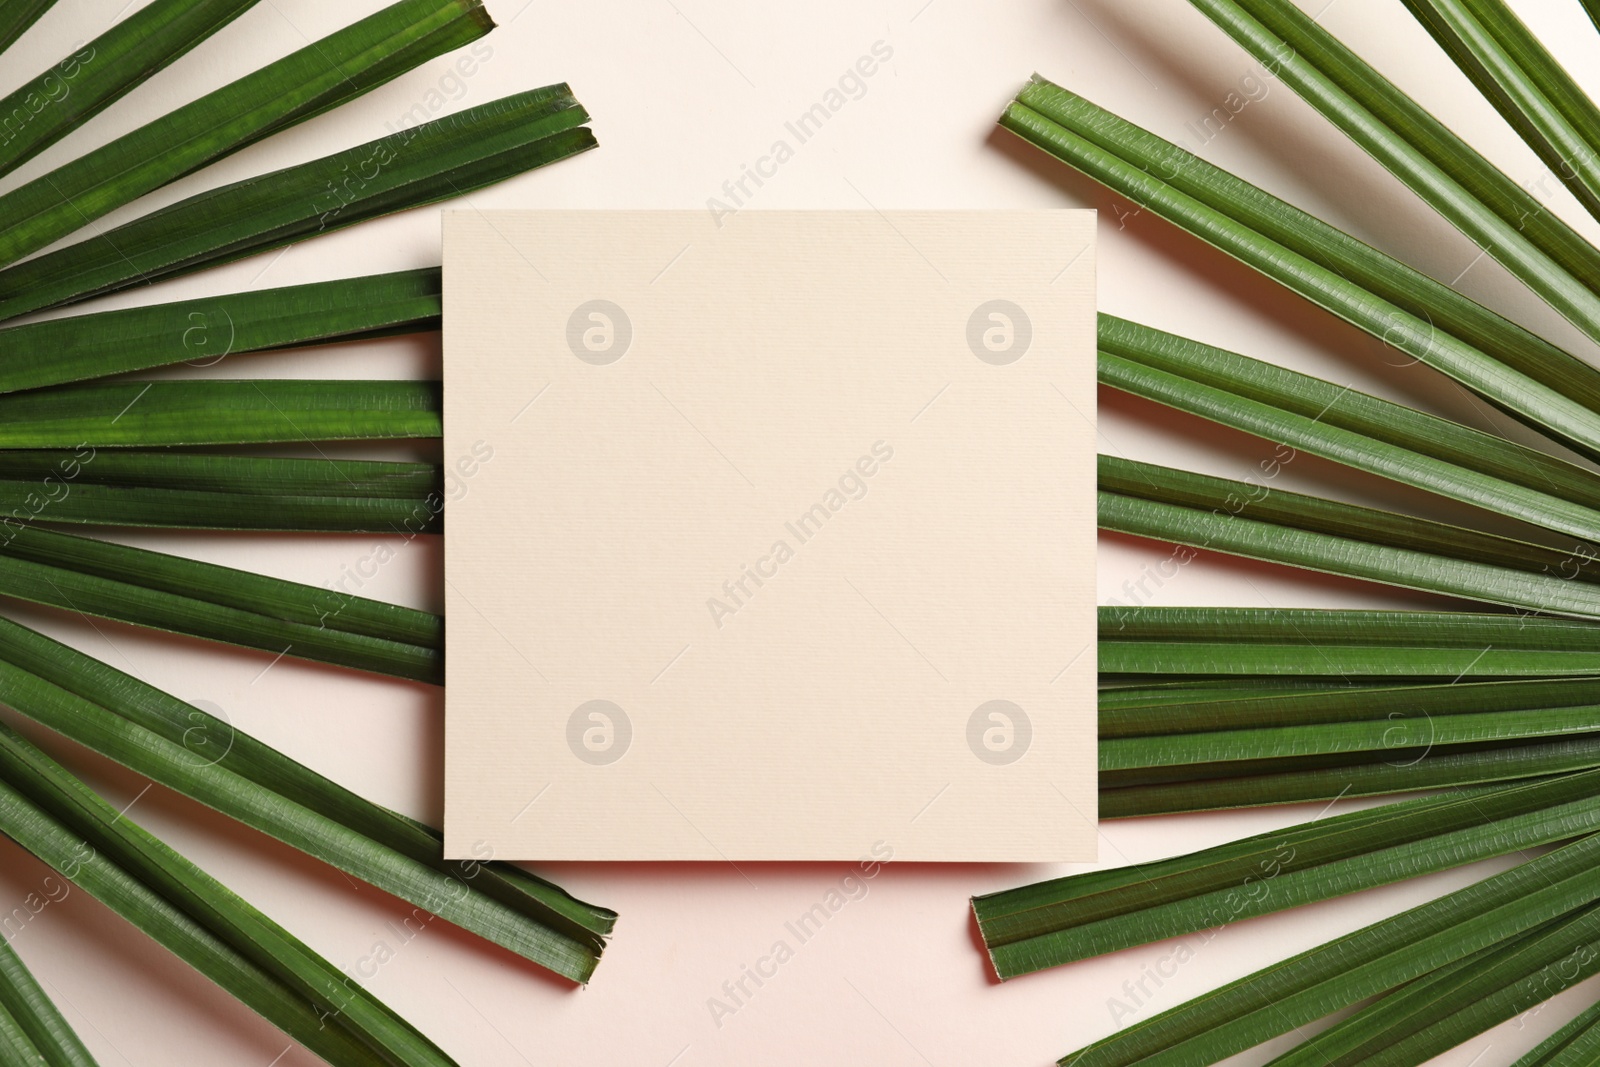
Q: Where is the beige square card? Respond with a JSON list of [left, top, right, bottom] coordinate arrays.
[[443, 210, 1096, 861]]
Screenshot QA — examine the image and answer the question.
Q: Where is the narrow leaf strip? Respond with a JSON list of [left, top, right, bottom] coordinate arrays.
[[1101, 314, 1600, 526], [0, 777, 395, 1066], [1100, 606, 1600, 647], [0, 1000, 48, 1065], [1101, 676, 1600, 737], [0, 656, 604, 982], [1272, 902, 1600, 1067], [1099, 641, 1600, 677], [1100, 736, 1600, 816], [1104, 706, 1600, 769], [1056, 832, 1600, 1066], [0, 935, 95, 1067], [0, 524, 441, 683], [0, 85, 594, 320], [0, 720, 453, 1065], [1191, 0, 1600, 343], [0, 614, 614, 944], [1398, 0, 1600, 227], [0, 0, 494, 269], [0, 2, 54, 57], [0, 268, 441, 394], [0, 452, 443, 532], [0, 380, 441, 448], [1001, 78, 1600, 458], [1100, 466, 1600, 618], [0, 0, 262, 180], [1099, 454, 1600, 584], [1512, 994, 1600, 1066], [978, 770, 1600, 976]]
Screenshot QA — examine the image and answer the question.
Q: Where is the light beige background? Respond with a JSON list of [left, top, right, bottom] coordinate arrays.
[[443, 210, 1097, 861], [3, 0, 1597, 1064]]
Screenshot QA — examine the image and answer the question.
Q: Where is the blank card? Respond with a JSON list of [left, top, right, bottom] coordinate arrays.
[[442, 210, 1096, 862]]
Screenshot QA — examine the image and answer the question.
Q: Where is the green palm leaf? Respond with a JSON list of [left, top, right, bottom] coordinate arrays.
[[1514, 995, 1600, 1065], [1100, 477, 1600, 618], [0, 523, 441, 682], [0, 719, 454, 1065], [1270, 903, 1600, 1067], [1400, 0, 1600, 227], [0, 452, 443, 532], [1102, 606, 1600, 646], [1190, 0, 1600, 340], [0, 772, 399, 1066], [0, 84, 593, 321], [1105, 706, 1600, 769], [0, 1, 54, 56], [977, 771, 1600, 978], [1002, 78, 1600, 459], [0, 934, 94, 1067], [0, 0, 493, 269], [1055, 831, 1600, 1066], [1102, 316, 1600, 545], [0, 649, 604, 983], [0, 269, 441, 394], [0, 614, 614, 943], [0, 0, 262, 180], [1099, 454, 1600, 581], [1101, 736, 1600, 817], [0, 381, 441, 448], [1102, 674, 1600, 736], [1103, 315, 1600, 512]]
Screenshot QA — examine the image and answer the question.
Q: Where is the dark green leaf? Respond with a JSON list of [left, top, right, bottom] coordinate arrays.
[[1271, 901, 1600, 1067], [0, 381, 441, 448], [0, 0, 493, 269], [0, 774, 395, 1066], [0, 269, 441, 394], [1102, 676, 1600, 736], [1056, 832, 1600, 1066], [0, 614, 614, 944], [1099, 454, 1600, 583], [0, 645, 603, 982], [0, 523, 441, 683], [0, 85, 594, 321], [0, 719, 453, 1065], [0, 0, 262, 180], [1101, 315, 1600, 541], [1399, 0, 1600, 227], [1002, 79, 1600, 459], [1512, 993, 1600, 1065], [0, 451, 443, 532], [978, 771, 1600, 977], [0, 933, 95, 1067], [1192, 0, 1600, 344], [0, 1, 54, 57], [1100, 736, 1600, 816], [1100, 466, 1600, 618]]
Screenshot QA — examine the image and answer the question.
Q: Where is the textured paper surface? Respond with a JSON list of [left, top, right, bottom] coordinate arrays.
[[442, 210, 1096, 861]]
